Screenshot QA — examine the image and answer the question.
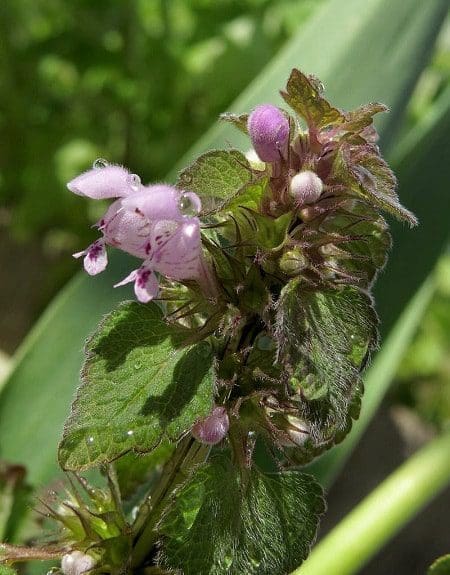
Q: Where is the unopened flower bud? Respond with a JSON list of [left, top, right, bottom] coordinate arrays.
[[192, 407, 229, 445], [247, 104, 289, 163], [289, 170, 323, 207], [279, 249, 308, 276], [284, 415, 310, 447], [61, 551, 96, 575]]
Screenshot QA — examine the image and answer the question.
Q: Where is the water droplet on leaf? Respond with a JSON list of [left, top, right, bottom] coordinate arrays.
[[87, 436, 95, 444], [178, 192, 200, 216], [256, 335, 275, 351], [93, 158, 109, 169]]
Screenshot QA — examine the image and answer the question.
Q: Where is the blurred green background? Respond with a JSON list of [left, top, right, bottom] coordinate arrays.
[[0, 1, 449, 574]]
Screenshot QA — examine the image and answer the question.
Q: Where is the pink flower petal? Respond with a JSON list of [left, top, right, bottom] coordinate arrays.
[[73, 240, 108, 275], [155, 220, 202, 280], [114, 265, 159, 303], [67, 165, 134, 199], [121, 185, 181, 221], [102, 199, 151, 258]]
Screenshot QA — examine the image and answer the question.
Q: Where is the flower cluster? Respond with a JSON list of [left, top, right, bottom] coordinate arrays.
[[68, 162, 212, 302]]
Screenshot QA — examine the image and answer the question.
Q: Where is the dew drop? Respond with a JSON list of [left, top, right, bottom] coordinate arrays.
[[87, 436, 95, 444], [134, 361, 142, 370], [178, 192, 200, 216], [183, 174, 192, 184], [127, 173, 141, 191], [250, 558, 261, 568], [93, 158, 109, 170], [256, 335, 275, 351], [126, 429, 134, 437]]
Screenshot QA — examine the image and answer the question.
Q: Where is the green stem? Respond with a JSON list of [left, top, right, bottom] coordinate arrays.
[[131, 437, 209, 568], [295, 429, 450, 575]]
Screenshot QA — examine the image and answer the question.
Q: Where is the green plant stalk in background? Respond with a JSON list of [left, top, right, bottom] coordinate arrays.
[[298, 428, 450, 575]]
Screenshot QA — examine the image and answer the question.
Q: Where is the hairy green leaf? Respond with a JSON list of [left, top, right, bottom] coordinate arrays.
[[115, 442, 173, 501], [281, 69, 344, 131], [59, 302, 215, 470], [276, 282, 378, 460], [177, 149, 252, 203], [159, 452, 324, 575], [220, 113, 249, 134], [428, 555, 450, 575], [318, 200, 392, 287], [332, 145, 418, 225]]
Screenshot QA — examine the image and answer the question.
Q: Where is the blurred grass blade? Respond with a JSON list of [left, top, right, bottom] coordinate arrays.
[[0, 0, 447, 486], [297, 429, 450, 575]]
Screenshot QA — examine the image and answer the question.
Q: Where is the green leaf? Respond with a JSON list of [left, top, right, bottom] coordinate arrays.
[[219, 113, 249, 134], [177, 149, 252, 203], [159, 453, 325, 575], [428, 555, 450, 575], [332, 144, 418, 225], [58, 302, 215, 470], [318, 200, 392, 288], [115, 442, 173, 501], [276, 282, 378, 460], [281, 68, 344, 130], [0, 566, 17, 575]]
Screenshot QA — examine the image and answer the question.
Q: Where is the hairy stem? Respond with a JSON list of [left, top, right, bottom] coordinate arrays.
[[131, 436, 209, 568], [296, 429, 450, 575]]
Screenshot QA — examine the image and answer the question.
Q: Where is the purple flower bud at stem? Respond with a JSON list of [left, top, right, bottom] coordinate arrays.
[[61, 551, 96, 575], [289, 170, 323, 207], [247, 104, 289, 163], [191, 407, 229, 445]]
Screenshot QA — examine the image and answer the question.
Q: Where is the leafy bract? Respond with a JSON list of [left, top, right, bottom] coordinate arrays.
[[159, 453, 324, 575], [333, 145, 418, 226], [220, 112, 249, 134], [281, 69, 344, 131], [318, 200, 392, 288], [59, 302, 215, 470], [177, 149, 251, 204], [276, 282, 378, 460]]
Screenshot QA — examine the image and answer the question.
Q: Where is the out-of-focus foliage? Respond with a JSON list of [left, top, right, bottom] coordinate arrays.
[[391, 254, 450, 430], [0, 0, 323, 248], [387, 16, 450, 432]]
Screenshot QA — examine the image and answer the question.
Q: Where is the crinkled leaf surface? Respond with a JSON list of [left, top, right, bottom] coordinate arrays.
[[333, 145, 418, 225], [159, 452, 324, 575], [428, 555, 450, 575], [59, 302, 214, 470], [318, 200, 391, 288], [281, 68, 344, 130], [276, 282, 378, 460], [177, 149, 251, 203]]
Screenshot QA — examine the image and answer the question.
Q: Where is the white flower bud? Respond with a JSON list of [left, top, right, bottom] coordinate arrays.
[[61, 551, 96, 575], [290, 170, 323, 207]]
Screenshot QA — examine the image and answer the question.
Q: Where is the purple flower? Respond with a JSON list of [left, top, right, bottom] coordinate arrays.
[[247, 104, 289, 163], [68, 163, 212, 303], [191, 406, 229, 445]]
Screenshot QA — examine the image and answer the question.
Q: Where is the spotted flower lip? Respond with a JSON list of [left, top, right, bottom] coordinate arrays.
[[68, 166, 213, 303]]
